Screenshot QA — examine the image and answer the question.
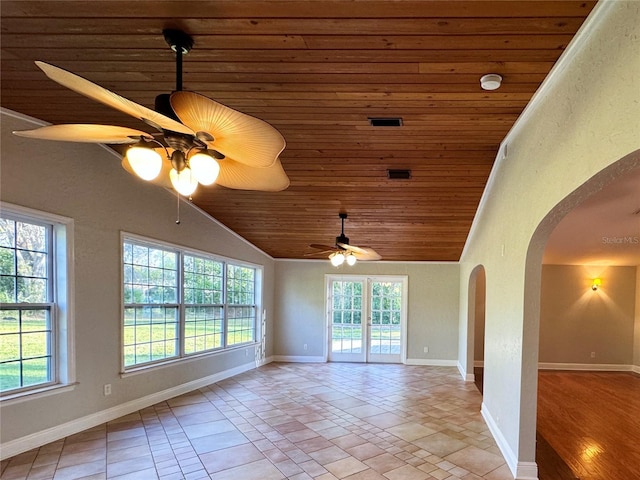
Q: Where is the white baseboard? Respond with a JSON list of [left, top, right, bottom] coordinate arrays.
[[481, 403, 539, 480], [538, 362, 633, 372], [456, 361, 474, 382], [481, 403, 518, 478], [256, 355, 274, 367], [270, 356, 459, 368], [516, 462, 539, 480], [271, 355, 326, 363], [1, 360, 256, 460], [633, 365, 640, 375], [405, 358, 457, 367]]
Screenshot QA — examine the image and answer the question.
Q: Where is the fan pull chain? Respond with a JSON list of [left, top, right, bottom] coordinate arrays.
[[176, 190, 181, 224]]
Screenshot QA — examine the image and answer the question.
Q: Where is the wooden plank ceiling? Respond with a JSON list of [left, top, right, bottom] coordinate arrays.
[[0, 1, 597, 261]]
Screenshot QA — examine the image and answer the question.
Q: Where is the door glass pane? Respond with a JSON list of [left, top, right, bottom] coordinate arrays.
[[369, 281, 402, 355], [331, 281, 363, 353]]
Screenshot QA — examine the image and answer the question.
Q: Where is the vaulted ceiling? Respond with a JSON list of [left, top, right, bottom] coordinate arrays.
[[0, 1, 597, 261]]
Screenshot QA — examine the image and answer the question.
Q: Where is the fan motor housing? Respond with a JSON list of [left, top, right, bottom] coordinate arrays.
[[336, 234, 349, 246]]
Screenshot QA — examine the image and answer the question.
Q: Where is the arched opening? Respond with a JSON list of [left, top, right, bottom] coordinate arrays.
[[467, 265, 487, 393], [523, 150, 640, 479]]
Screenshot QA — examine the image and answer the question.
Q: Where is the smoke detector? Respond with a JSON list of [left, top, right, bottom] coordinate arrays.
[[480, 74, 502, 91]]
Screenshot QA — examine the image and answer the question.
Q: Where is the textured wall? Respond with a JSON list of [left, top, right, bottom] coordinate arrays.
[[539, 265, 637, 365], [458, 1, 640, 474], [274, 261, 460, 362], [473, 268, 486, 363], [0, 110, 275, 445]]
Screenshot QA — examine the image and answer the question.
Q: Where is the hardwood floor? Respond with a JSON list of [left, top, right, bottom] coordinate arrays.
[[536, 433, 579, 480], [474, 368, 639, 479], [537, 371, 640, 480]]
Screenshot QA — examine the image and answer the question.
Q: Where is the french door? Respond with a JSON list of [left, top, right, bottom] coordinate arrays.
[[327, 275, 407, 363]]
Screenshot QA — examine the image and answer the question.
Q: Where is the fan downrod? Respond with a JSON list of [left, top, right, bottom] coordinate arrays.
[[336, 213, 349, 246], [155, 29, 194, 121]]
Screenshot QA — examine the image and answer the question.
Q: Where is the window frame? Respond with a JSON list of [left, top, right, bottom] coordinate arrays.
[[121, 232, 261, 374], [0, 202, 75, 402], [122, 239, 181, 368], [183, 252, 225, 355]]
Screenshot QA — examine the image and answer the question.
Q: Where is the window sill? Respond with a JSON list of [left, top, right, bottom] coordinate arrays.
[[0, 382, 79, 406], [120, 342, 259, 378]]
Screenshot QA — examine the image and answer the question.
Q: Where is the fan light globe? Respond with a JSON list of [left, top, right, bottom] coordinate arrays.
[[170, 167, 198, 196], [126, 146, 162, 181], [330, 252, 345, 267], [346, 253, 357, 266], [189, 152, 220, 186]]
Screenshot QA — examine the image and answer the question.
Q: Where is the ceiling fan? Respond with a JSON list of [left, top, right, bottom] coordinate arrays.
[[12, 29, 289, 196], [309, 213, 382, 266]]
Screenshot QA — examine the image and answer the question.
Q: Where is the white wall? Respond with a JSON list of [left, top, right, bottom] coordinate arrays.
[[274, 261, 460, 363], [474, 268, 486, 363], [0, 110, 275, 453], [458, 1, 640, 478]]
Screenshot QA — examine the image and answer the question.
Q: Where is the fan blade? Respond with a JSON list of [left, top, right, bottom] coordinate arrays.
[[304, 250, 334, 257], [217, 157, 289, 191], [35, 61, 193, 136], [170, 91, 285, 168], [13, 124, 153, 144], [352, 250, 381, 261], [338, 243, 382, 261], [309, 244, 337, 251]]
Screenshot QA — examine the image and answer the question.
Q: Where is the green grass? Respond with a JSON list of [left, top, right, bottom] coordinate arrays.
[[0, 313, 51, 391], [1, 313, 256, 391], [331, 324, 400, 340]]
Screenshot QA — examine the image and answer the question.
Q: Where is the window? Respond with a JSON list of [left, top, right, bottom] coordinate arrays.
[[122, 242, 179, 367], [0, 204, 74, 398], [122, 235, 259, 370], [226, 264, 256, 346], [331, 280, 363, 354], [183, 254, 223, 354]]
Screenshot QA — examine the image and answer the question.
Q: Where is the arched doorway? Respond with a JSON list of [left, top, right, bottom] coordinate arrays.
[[467, 265, 487, 393], [523, 150, 640, 479]]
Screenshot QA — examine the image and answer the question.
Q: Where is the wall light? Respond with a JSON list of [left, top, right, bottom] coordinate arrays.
[[591, 278, 602, 291]]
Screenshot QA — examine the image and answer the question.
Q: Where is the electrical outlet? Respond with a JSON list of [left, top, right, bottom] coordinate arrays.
[[303, 343, 308, 351], [590, 351, 596, 358], [103, 384, 111, 396], [423, 346, 429, 353]]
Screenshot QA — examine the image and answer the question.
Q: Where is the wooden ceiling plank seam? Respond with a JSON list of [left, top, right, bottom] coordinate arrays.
[[0, 0, 597, 260], [0, 2, 598, 19]]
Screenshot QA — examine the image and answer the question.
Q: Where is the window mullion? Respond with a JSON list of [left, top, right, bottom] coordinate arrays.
[[46, 223, 56, 385], [179, 252, 185, 358], [223, 263, 228, 348]]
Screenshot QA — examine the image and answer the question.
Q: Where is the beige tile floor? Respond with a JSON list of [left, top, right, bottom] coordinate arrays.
[[1, 362, 514, 480]]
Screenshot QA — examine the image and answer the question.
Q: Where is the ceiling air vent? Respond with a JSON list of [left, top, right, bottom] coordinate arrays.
[[368, 117, 403, 127], [387, 169, 412, 180]]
